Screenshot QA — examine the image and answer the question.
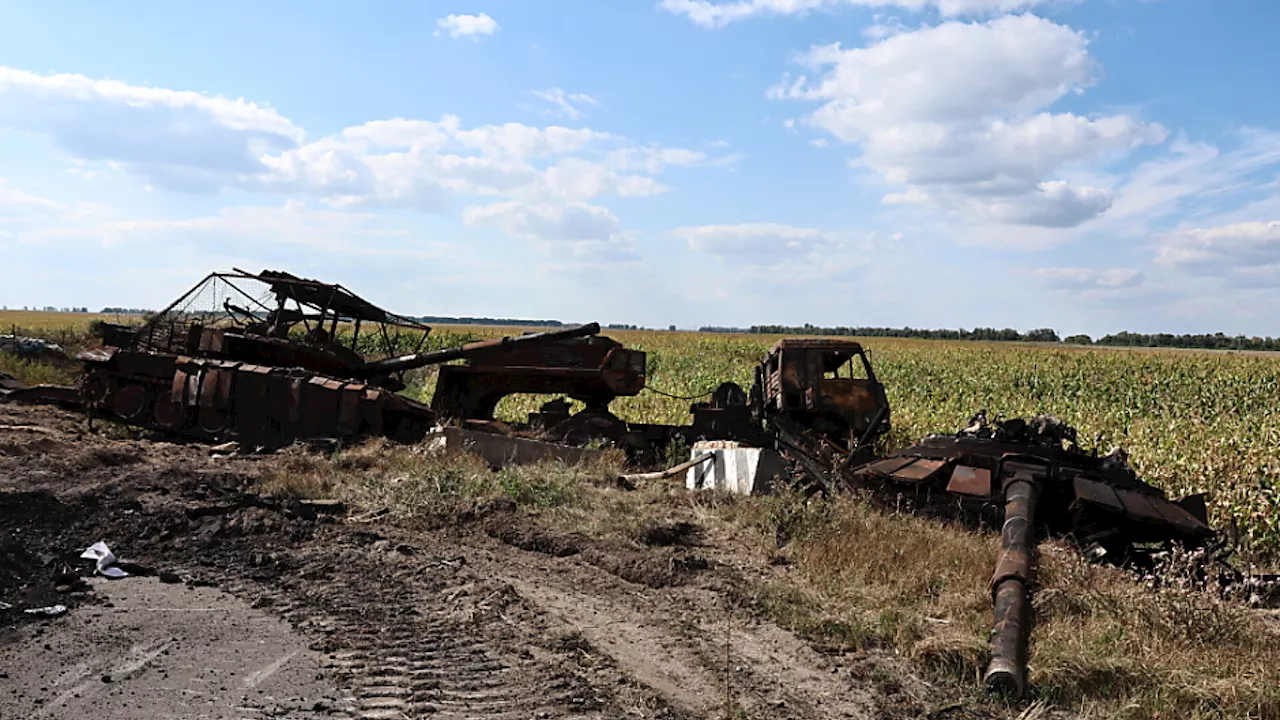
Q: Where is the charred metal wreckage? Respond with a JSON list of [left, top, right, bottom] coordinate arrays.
[[0, 269, 1233, 700]]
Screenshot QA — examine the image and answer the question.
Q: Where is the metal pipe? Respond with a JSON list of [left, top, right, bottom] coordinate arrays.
[[363, 322, 601, 376], [618, 453, 714, 484], [983, 466, 1040, 699]]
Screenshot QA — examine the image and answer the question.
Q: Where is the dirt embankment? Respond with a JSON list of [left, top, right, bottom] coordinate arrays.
[[0, 403, 968, 720]]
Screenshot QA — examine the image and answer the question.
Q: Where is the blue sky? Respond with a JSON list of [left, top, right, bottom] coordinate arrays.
[[2, 0, 1279, 337]]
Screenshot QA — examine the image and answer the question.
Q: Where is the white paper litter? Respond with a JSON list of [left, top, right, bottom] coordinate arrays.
[[24, 604, 67, 617], [80, 541, 129, 578], [0, 601, 12, 610]]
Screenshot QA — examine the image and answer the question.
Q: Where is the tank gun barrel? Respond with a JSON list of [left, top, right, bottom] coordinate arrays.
[[363, 322, 601, 376]]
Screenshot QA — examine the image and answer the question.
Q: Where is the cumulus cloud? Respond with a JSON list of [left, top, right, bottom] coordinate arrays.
[[435, 13, 500, 39], [0, 66, 732, 217], [1035, 267, 1145, 290], [0, 66, 301, 191], [973, 181, 1113, 228], [1153, 221, 1280, 278], [660, 0, 1059, 28], [772, 14, 1166, 228], [531, 88, 600, 120]]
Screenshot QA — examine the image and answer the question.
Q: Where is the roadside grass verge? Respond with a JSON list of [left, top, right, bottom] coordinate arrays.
[[260, 441, 1280, 719], [734, 496, 1280, 719], [257, 438, 625, 520], [0, 354, 74, 386]]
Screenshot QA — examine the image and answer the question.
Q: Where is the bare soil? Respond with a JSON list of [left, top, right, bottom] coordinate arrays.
[[0, 404, 971, 720]]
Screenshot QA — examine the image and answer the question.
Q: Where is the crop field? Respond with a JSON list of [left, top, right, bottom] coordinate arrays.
[[6, 311, 1280, 560], [0, 310, 141, 332], [399, 326, 1280, 562]]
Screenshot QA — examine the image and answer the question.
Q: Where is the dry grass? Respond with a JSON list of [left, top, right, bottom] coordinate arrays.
[[259, 439, 1280, 718], [257, 438, 627, 520], [743, 498, 1280, 719], [0, 310, 138, 332]]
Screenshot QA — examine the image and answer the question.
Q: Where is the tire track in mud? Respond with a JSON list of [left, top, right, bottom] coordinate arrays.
[[474, 527, 879, 720], [210, 537, 614, 720]]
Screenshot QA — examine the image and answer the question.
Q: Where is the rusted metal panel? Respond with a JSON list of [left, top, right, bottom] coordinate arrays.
[[198, 368, 222, 409], [1148, 496, 1212, 535], [867, 456, 919, 477], [184, 369, 201, 408], [1116, 488, 1168, 524], [362, 388, 385, 434], [77, 346, 118, 364], [946, 465, 992, 496], [171, 368, 189, 405], [890, 457, 951, 483], [301, 376, 339, 435], [336, 383, 363, 435], [214, 363, 238, 409], [1072, 477, 1124, 512]]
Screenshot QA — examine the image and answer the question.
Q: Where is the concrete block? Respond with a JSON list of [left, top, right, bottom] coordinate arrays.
[[685, 441, 787, 495], [425, 427, 601, 468]]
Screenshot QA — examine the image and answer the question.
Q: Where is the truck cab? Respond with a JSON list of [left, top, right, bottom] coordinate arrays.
[[753, 338, 890, 449]]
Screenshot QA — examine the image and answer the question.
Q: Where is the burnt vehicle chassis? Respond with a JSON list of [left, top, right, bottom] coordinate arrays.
[[845, 412, 1216, 698]]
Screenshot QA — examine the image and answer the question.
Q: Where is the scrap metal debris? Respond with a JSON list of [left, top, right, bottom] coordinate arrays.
[[0, 335, 66, 360]]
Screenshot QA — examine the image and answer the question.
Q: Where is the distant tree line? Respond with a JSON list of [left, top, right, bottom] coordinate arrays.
[[1092, 331, 1280, 351], [101, 307, 154, 315], [695, 324, 1280, 351], [700, 324, 1062, 343], [413, 316, 564, 328]]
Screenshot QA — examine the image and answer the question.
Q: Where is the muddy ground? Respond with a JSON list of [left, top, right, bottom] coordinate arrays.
[[0, 404, 982, 720]]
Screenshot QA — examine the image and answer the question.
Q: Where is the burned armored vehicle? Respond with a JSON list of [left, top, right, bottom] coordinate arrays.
[[43, 270, 604, 445], [850, 412, 1214, 698]]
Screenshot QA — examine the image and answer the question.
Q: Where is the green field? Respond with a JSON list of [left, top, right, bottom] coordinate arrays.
[[6, 311, 1279, 560], [461, 328, 1280, 561]]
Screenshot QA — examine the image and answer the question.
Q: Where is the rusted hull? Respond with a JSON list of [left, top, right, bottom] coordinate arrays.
[[78, 352, 434, 445]]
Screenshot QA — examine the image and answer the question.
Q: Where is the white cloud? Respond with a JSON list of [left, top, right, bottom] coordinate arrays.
[[463, 201, 622, 242], [462, 200, 637, 260], [0, 180, 64, 215], [660, 0, 1059, 28], [0, 66, 301, 191], [0, 66, 733, 219], [603, 146, 714, 173], [435, 13, 500, 39], [1153, 221, 1280, 276], [673, 222, 879, 285], [1035, 267, 1145, 289], [772, 14, 1165, 228], [675, 222, 832, 258], [1105, 131, 1280, 232], [973, 181, 1113, 228], [531, 88, 600, 120]]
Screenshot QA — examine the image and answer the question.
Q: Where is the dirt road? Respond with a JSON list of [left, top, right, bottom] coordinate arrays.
[[0, 404, 948, 720]]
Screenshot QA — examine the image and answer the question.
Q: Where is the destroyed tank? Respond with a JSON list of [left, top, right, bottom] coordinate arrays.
[[71, 269, 604, 445], [849, 412, 1214, 699]]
